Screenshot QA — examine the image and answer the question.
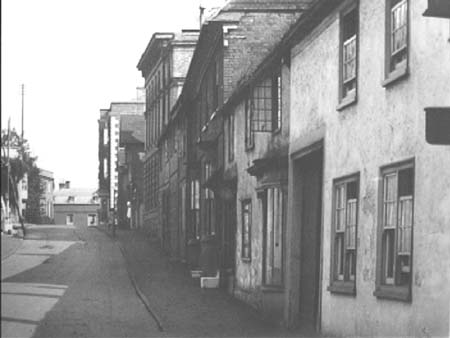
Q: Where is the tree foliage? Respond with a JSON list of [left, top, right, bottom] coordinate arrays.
[[1, 128, 42, 228]]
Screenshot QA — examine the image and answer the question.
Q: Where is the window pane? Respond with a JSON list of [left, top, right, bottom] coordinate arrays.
[[398, 196, 412, 254], [383, 229, 395, 284], [346, 198, 357, 249], [383, 173, 397, 228], [336, 233, 344, 280], [335, 184, 345, 231]]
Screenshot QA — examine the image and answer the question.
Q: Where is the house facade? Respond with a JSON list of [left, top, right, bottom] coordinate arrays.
[[284, 0, 450, 335], [54, 183, 99, 227], [169, 0, 314, 321], [39, 168, 54, 222], [97, 99, 145, 226], [137, 30, 199, 248], [117, 114, 145, 229]]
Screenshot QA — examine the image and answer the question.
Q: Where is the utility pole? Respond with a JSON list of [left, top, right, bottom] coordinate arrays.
[[21, 84, 25, 140], [199, 5, 205, 29], [5, 118, 11, 231]]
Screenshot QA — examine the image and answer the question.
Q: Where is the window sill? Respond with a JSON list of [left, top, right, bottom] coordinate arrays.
[[241, 257, 251, 263], [336, 93, 357, 111], [382, 65, 409, 88], [327, 281, 356, 296], [373, 285, 411, 302], [261, 285, 284, 293]]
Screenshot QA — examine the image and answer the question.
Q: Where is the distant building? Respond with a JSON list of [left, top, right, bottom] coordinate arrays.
[[97, 94, 145, 226], [54, 182, 99, 226], [39, 169, 54, 221], [117, 114, 145, 229], [137, 30, 199, 244]]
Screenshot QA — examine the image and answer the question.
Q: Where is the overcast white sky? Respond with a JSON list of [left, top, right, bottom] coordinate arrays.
[[2, 0, 225, 189]]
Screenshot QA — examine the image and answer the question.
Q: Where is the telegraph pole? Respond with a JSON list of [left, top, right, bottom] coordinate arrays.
[[21, 84, 25, 140], [6, 118, 11, 230]]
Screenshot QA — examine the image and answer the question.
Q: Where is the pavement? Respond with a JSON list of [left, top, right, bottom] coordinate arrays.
[[99, 224, 318, 338], [2, 223, 317, 338], [1, 234, 23, 261], [1, 224, 160, 338]]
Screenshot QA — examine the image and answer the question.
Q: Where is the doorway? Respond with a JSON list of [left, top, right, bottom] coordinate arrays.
[[296, 147, 323, 329]]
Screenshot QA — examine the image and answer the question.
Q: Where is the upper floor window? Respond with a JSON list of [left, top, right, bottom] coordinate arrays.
[[375, 160, 414, 301], [384, 0, 409, 85], [245, 96, 254, 150], [247, 66, 283, 137], [339, 5, 358, 106], [329, 174, 359, 295], [272, 70, 282, 132]]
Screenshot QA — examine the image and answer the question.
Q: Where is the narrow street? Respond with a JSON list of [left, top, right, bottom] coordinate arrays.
[[1, 225, 307, 338], [1, 225, 161, 338]]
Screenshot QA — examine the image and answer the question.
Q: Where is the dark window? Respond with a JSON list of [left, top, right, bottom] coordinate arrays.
[[251, 77, 272, 132], [190, 179, 200, 239], [241, 199, 252, 260], [245, 96, 254, 150], [203, 162, 215, 235], [329, 174, 359, 295], [375, 160, 414, 301]]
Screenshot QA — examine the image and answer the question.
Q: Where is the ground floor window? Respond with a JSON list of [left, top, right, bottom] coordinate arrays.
[[261, 187, 284, 286], [329, 174, 359, 294], [241, 199, 252, 261], [66, 214, 74, 225], [88, 214, 97, 226], [375, 160, 414, 301], [190, 179, 200, 239]]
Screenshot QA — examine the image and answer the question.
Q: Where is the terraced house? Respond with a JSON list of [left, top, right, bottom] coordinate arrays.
[[137, 30, 199, 250], [133, 0, 450, 335], [165, 0, 314, 320], [284, 0, 450, 335]]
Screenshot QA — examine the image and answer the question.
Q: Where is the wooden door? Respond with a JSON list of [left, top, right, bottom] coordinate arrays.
[[298, 149, 323, 328]]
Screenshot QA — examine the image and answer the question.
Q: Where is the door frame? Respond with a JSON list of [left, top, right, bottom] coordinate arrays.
[[284, 140, 325, 331]]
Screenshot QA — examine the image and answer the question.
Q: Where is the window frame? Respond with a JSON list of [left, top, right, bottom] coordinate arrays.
[[374, 159, 414, 302], [271, 68, 282, 133], [328, 173, 359, 295], [241, 199, 252, 261], [338, 2, 359, 110], [383, 0, 409, 87], [66, 214, 74, 225]]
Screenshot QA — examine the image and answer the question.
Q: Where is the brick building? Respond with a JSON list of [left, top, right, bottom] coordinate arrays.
[[54, 182, 99, 227], [39, 168, 54, 222], [137, 30, 199, 249], [169, 0, 313, 315], [97, 98, 145, 226], [117, 114, 145, 229]]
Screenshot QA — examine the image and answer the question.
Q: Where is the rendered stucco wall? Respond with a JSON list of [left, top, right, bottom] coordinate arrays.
[[289, 0, 450, 336]]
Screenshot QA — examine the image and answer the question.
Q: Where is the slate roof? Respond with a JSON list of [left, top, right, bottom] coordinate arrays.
[[54, 188, 98, 205]]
